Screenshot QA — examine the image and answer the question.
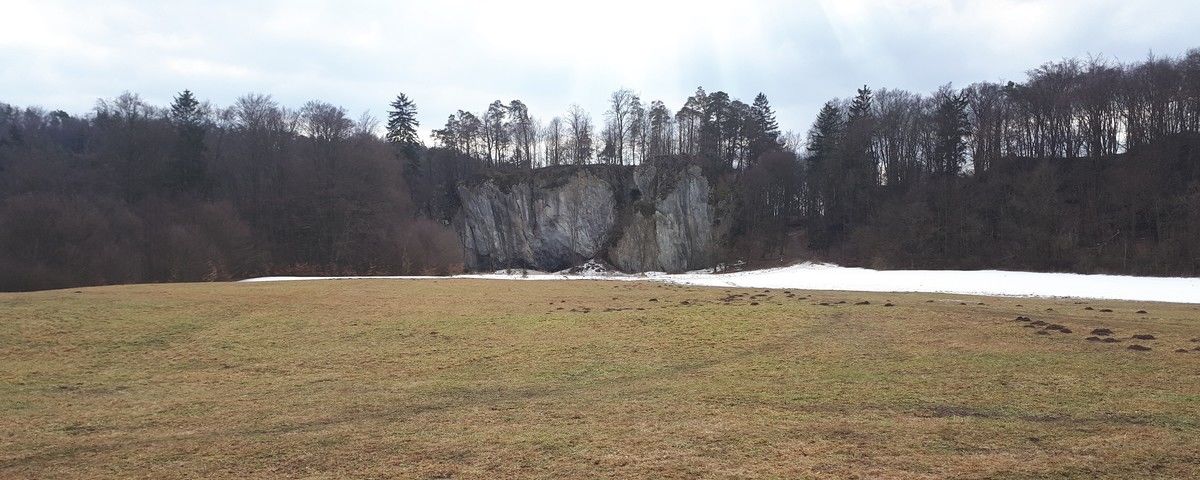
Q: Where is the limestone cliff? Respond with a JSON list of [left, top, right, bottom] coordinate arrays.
[[454, 164, 715, 273]]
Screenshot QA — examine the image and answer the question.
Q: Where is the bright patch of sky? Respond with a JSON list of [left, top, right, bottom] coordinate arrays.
[[2, 0, 1196, 139]]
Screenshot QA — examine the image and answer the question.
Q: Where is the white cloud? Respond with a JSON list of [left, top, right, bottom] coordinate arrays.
[[1, 0, 1196, 137], [162, 58, 258, 80]]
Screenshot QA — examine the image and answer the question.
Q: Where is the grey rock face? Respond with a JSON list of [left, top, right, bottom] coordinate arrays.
[[454, 164, 714, 273], [610, 165, 713, 272]]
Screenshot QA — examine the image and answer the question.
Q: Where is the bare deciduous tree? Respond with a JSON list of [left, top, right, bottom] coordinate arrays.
[[543, 117, 565, 166], [605, 89, 635, 165], [566, 104, 593, 165]]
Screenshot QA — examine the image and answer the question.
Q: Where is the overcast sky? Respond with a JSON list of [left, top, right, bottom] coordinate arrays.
[[2, 0, 1198, 138]]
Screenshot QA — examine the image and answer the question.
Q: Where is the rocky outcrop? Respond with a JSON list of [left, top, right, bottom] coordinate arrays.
[[454, 164, 715, 273], [609, 166, 713, 272]]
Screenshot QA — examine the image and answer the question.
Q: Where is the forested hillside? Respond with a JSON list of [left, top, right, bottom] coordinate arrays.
[[3, 50, 1199, 291], [0, 94, 461, 291]]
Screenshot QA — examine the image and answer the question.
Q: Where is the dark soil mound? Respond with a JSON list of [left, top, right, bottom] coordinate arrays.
[[1090, 328, 1113, 336], [1132, 334, 1156, 340], [1127, 344, 1152, 351]]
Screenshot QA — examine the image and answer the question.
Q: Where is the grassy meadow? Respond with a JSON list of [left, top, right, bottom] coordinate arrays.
[[1, 279, 1199, 478]]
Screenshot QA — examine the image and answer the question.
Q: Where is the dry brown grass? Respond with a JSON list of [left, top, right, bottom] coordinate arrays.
[[2, 279, 1199, 479]]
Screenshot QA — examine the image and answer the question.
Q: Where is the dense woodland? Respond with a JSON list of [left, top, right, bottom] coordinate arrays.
[[0, 93, 462, 291], [3, 49, 1200, 291]]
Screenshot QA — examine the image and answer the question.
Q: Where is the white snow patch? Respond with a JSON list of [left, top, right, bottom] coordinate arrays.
[[660, 263, 1200, 304], [558, 259, 614, 276], [240, 262, 1200, 304]]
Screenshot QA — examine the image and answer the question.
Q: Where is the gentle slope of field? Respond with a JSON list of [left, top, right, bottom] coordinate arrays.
[[2, 280, 1199, 478]]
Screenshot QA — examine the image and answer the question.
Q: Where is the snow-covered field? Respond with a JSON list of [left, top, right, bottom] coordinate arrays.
[[241, 262, 1200, 304]]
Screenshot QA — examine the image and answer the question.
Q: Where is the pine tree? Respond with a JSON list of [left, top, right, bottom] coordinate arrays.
[[386, 94, 421, 152], [647, 100, 673, 157], [842, 85, 876, 177], [749, 93, 781, 161], [806, 102, 845, 246], [841, 85, 876, 223], [931, 86, 971, 177], [678, 87, 708, 155], [170, 90, 202, 127], [700, 91, 731, 167], [484, 100, 509, 165], [928, 84, 972, 256], [807, 102, 843, 163], [848, 85, 872, 122], [508, 99, 535, 168], [168, 90, 207, 193], [432, 114, 459, 152]]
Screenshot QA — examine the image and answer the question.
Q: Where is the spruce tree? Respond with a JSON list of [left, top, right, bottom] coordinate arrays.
[[848, 85, 872, 121], [386, 94, 421, 152], [807, 102, 845, 246], [931, 87, 971, 177], [168, 90, 207, 193], [807, 102, 843, 167], [700, 90, 730, 167], [750, 93, 781, 160], [170, 90, 202, 127], [841, 85, 876, 224]]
